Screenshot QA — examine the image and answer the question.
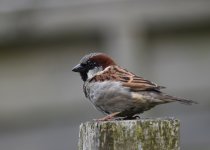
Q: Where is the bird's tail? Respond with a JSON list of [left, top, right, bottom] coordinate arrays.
[[161, 94, 198, 105]]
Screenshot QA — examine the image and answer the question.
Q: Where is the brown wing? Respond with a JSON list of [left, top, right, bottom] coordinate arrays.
[[89, 66, 165, 91]]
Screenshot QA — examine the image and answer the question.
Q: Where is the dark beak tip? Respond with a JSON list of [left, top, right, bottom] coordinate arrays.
[[72, 67, 78, 72], [72, 64, 82, 72]]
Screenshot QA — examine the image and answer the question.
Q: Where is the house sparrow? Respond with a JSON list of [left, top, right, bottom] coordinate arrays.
[[72, 53, 197, 121]]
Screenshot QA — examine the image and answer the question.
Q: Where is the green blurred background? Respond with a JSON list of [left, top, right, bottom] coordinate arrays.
[[0, 0, 210, 150]]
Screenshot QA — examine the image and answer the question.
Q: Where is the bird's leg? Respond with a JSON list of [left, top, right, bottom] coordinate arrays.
[[94, 112, 120, 121]]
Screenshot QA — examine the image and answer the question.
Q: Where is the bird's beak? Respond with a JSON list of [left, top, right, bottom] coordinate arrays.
[[72, 64, 85, 72]]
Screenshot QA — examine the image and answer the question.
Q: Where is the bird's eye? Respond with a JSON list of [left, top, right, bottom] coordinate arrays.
[[87, 61, 94, 67], [87, 60, 90, 64], [81, 63, 87, 67], [83, 61, 97, 69]]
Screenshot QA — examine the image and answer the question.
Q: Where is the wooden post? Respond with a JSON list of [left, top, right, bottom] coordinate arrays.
[[78, 118, 180, 150]]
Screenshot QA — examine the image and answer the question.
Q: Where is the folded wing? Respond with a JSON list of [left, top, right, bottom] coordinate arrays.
[[90, 66, 165, 91]]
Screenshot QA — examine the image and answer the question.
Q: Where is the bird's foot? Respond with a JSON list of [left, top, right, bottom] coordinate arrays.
[[123, 115, 141, 120], [94, 112, 120, 121]]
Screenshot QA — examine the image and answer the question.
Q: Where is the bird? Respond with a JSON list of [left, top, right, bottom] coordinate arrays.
[[72, 52, 197, 121]]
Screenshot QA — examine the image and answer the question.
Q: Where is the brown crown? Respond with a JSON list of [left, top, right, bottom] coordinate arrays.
[[89, 53, 116, 69]]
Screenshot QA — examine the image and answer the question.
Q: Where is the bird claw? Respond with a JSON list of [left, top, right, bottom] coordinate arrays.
[[93, 112, 120, 121], [123, 115, 141, 120], [93, 114, 141, 121]]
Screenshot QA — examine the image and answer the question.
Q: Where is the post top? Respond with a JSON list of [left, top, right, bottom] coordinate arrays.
[[79, 117, 180, 150], [81, 117, 179, 125]]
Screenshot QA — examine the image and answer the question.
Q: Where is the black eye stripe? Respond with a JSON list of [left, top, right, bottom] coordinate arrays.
[[88, 61, 96, 66], [81, 63, 86, 67], [81, 61, 98, 69]]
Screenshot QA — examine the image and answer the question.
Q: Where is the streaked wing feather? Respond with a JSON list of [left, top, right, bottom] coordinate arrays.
[[90, 66, 164, 91]]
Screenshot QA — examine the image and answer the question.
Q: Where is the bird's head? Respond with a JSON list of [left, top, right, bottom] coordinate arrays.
[[72, 53, 116, 81]]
